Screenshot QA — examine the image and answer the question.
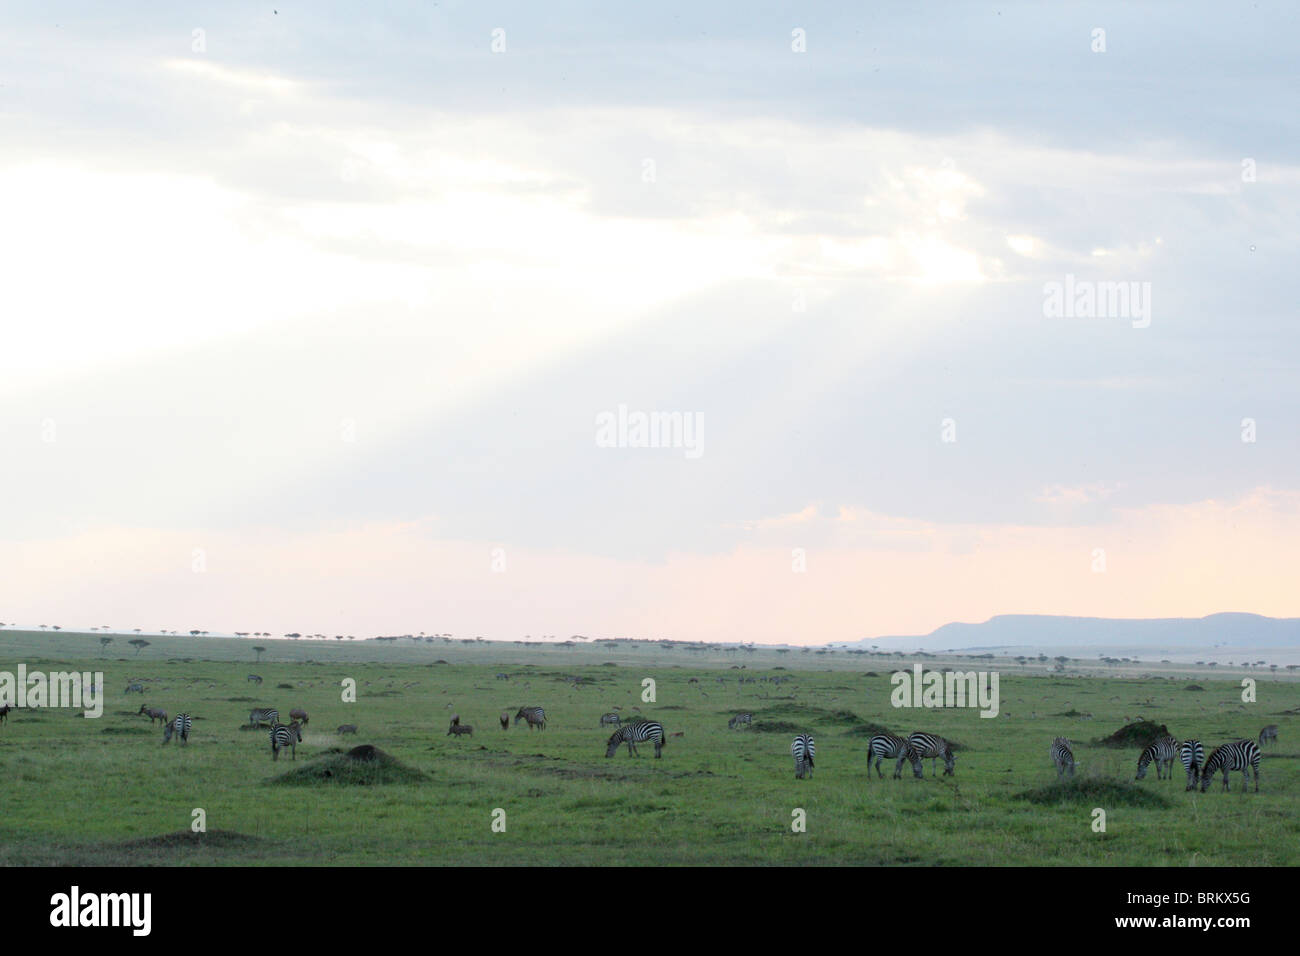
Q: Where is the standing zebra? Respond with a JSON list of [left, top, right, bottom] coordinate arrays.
[[1135, 735, 1179, 781], [499, 710, 509, 730], [247, 674, 263, 684], [1258, 725, 1279, 747], [1200, 740, 1261, 793], [125, 682, 144, 695], [867, 733, 921, 779], [599, 713, 621, 727], [791, 734, 815, 779], [270, 721, 303, 761], [605, 720, 666, 758], [1180, 739, 1205, 791], [249, 708, 279, 728], [163, 713, 192, 745], [1051, 737, 1074, 778], [907, 732, 955, 776], [514, 706, 546, 731], [728, 713, 753, 730]]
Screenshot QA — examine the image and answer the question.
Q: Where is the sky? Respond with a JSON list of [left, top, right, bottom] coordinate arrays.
[[1, 2, 1297, 643]]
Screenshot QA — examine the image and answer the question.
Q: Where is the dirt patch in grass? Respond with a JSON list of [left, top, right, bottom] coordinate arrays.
[[268, 745, 428, 786], [115, 829, 265, 851], [101, 726, 153, 735], [226, 696, 259, 702], [843, 722, 895, 737], [1095, 721, 1172, 749], [1184, 685, 1205, 692], [755, 704, 864, 726], [1016, 777, 1174, 809], [751, 720, 803, 734]]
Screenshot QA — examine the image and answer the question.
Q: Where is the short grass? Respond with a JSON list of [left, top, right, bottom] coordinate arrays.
[[0, 631, 1296, 865]]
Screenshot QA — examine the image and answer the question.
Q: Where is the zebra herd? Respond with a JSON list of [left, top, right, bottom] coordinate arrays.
[[1050, 730, 1272, 792]]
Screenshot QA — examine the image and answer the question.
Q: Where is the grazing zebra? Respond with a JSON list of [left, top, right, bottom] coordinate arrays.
[[249, 708, 279, 728], [1258, 725, 1279, 747], [1200, 740, 1261, 793], [907, 732, 955, 776], [1051, 737, 1075, 778], [448, 724, 474, 737], [514, 706, 546, 731], [163, 713, 192, 745], [290, 708, 309, 725], [791, 734, 815, 779], [500, 710, 509, 730], [728, 713, 753, 730], [599, 713, 621, 727], [867, 733, 921, 779], [125, 682, 144, 695], [605, 720, 666, 758], [1135, 735, 1179, 781], [247, 674, 263, 684], [137, 705, 167, 725], [495, 673, 509, 680], [1180, 739, 1205, 791], [337, 724, 358, 735], [270, 721, 303, 761]]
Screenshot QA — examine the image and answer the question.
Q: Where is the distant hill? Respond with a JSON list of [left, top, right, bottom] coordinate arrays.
[[855, 613, 1300, 655]]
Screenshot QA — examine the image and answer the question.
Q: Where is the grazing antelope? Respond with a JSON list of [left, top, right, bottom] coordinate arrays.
[[290, 708, 309, 726], [1259, 725, 1279, 747], [270, 721, 303, 761], [125, 682, 145, 695], [337, 724, 358, 735], [448, 724, 474, 737], [138, 705, 167, 725], [0, 704, 11, 724]]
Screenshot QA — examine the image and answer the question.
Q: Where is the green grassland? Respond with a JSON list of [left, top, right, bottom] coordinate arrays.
[[1, 631, 1296, 866]]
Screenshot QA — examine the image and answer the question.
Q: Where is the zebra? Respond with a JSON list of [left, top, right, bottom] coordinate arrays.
[[1051, 737, 1074, 778], [1135, 735, 1179, 781], [791, 734, 815, 779], [1180, 739, 1205, 791], [448, 724, 474, 737], [137, 705, 167, 725], [1258, 725, 1279, 747], [867, 733, 921, 779], [290, 708, 309, 725], [605, 720, 666, 758], [907, 732, 955, 776], [270, 721, 303, 760], [514, 706, 546, 731], [337, 724, 358, 735], [163, 713, 192, 745], [728, 713, 753, 730], [500, 710, 509, 730], [1200, 740, 1261, 793], [599, 713, 621, 727], [0, 704, 11, 724], [125, 682, 144, 695], [247, 674, 263, 684], [249, 708, 279, 728], [495, 673, 509, 680]]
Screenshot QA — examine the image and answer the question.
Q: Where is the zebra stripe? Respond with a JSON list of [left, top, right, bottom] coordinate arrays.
[[1135, 735, 1179, 781], [907, 732, 955, 776], [1258, 725, 1279, 747], [163, 713, 192, 745], [791, 734, 815, 779], [270, 721, 302, 761], [249, 708, 279, 728], [867, 733, 921, 779], [728, 713, 753, 730], [605, 720, 666, 758], [599, 712, 620, 727], [1180, 739, 1205, 791], [1051, 737, 1074, 778], [1200, 740, 1261, 793], [514, 706, 546, 730]]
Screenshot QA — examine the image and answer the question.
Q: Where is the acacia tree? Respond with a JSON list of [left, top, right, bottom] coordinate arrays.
[[253, 645, 266, 662], [99, 636, 114, 656], [128, 638, 150, 656]]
